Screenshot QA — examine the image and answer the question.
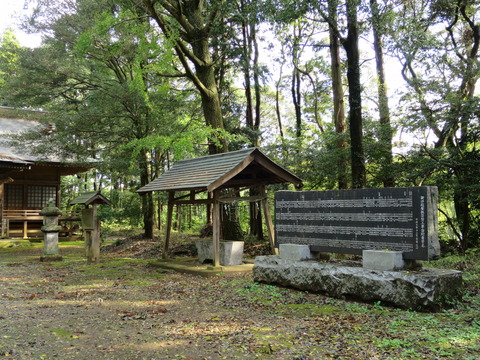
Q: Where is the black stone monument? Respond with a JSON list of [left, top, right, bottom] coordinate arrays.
[[275, 187, 440, 260]]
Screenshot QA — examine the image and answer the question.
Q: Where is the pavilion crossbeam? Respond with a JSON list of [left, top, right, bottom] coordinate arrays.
[[170, 189, 212, 205]]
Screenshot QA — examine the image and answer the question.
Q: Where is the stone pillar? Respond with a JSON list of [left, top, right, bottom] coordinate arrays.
[[40, 206, 63, 262], [82, 206, 100, 263]]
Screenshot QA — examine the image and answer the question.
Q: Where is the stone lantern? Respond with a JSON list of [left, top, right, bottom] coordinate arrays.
[[40, 205, 63, 262]]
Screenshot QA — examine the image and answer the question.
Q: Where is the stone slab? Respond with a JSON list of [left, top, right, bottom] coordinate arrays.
[[363, 250, 405, 271], [279, 244, 312, 261], [149, 258, 254, 278], [253, 256, 462, 310]]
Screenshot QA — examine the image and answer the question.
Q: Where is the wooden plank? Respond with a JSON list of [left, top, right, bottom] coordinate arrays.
[[171, 189, 206, 201], [85, 204, 101, 263], [218, 195, 266, 203], [171, 199, 213, 205], [207, 154, 254, 192], [91, 204, 100, 262], [164, 191, 175, 259], [260, 186, 276, 255], [5, 216, 43, 221], [212, 190, 221, 267]]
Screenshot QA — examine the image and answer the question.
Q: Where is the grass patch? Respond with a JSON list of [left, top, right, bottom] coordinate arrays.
[[0, 240, 33, 249], [50, 328, 79, 339]]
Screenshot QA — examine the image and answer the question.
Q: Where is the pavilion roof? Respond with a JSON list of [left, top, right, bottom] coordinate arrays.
[[70, 191, 112, 206], [137, 148, 302, 193]]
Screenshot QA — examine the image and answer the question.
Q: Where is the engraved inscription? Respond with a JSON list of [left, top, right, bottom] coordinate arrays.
[[276, 212, 413, 222]]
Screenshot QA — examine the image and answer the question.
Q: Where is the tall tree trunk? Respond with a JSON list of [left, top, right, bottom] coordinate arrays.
[[250, 14, 263, 238], [292, 23, 302, 138], [275, 57, 285, 140], [139, 148, 154, 238], [241, 2, 254, 143], [195, 65, 227, 155], [343, 0, 366, 188], [252, 20, 261, 141], [139, 0, 227, 154], [370, 0, 394, 187], [328, 0, 349, 190], [239, 1, 263, 238]]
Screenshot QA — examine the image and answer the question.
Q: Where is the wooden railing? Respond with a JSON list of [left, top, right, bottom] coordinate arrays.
[[2, 210, 43, 220], [1, 209, 81, 238], [2, 209, 81, 219]]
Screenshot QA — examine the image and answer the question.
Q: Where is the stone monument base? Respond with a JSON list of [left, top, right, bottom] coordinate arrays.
[[253, 256, 462, 310], [40, 255, 63, 262]]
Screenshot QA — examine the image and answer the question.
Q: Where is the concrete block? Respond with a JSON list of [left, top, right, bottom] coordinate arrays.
[[363, 250, 404, 271], [279, 244, 312, 261], [220, 241, 244, 266], [195, 240, 244, 266]]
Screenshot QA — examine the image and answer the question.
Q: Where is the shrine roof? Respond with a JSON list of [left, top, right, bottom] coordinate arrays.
[[137, 148, 302, 193]]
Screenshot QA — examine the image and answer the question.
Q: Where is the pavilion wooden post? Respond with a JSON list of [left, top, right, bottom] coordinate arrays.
[[260, 185, 277, 255], [212, 189, 221, 268], [164, 191, 175, 259]]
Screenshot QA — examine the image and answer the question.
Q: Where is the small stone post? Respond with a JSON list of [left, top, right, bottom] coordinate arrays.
[[82, 205, 100, 263], [40, 206, 63, 262], [70, 191, 111, 264]]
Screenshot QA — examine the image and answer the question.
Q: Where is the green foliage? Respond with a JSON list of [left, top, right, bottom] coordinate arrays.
[[0, 30, 20, 89], [264, 126, 350, 191], [2, 0, 480, 253], [97, 189, 144, 230], [122, 126, 247, 164]]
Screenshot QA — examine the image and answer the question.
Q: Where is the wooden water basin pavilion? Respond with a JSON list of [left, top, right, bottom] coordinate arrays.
[[137, 147, 302, 267]]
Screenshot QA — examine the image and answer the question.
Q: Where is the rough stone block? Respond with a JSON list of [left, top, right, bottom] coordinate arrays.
[[363, 250, 405, 271], [253, 256, 462, 310], [43, 232, 60, 256], [279, 244, 312, 261], [196, 240, 212, 264], [195, 240, 244, 266]]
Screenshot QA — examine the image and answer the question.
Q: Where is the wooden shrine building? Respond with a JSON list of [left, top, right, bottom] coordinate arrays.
[[0, 111, 92, 238], [137, 148, 302, 267]]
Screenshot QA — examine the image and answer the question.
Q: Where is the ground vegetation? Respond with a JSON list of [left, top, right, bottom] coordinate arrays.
[[0, 238, 479, 359]]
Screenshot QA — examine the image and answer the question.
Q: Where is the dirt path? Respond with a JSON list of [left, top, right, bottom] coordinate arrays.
[[0, 245, 335, 360], [1, 243, 479, 360]]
